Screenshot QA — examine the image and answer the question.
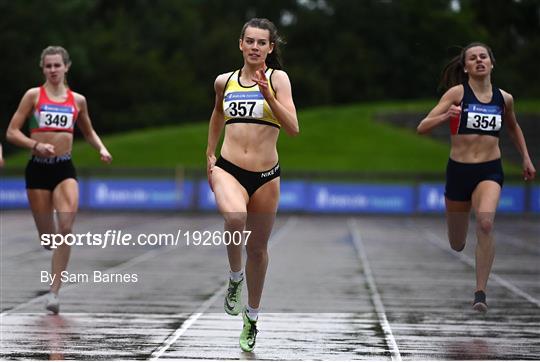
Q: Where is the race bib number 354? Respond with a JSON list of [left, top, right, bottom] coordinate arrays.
[[466, 104, 502, 131], [39, 105, 74, 129]]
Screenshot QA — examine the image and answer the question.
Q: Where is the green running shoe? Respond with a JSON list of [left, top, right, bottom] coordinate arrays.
[[240, 308, 258, 352], [224, 278, 243, 315]]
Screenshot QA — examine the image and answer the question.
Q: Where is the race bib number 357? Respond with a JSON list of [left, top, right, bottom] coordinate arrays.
[[224, 91, 264, 119], [39, 105, 74, 129], [466, 104, 502, 131]]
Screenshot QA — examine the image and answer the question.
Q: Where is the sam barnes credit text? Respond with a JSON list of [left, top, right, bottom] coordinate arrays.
[[41, 271, 138, 284]]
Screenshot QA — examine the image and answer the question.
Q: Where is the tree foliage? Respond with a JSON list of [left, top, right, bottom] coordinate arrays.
[[2, 0, 538, 155]]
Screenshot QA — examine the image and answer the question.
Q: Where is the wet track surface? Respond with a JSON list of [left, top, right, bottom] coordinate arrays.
[[1, 211, 539, 360]]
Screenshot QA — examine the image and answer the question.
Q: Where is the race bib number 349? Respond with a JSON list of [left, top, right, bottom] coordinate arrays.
[[39, 105, 74, 129], [466, 104, 502, 131]]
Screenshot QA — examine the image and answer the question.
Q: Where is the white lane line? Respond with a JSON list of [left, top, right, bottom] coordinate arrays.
[[424, 230, 540, 308], [348, 219, 402, 362], [149, 217, 298, 361], [0, 223, 222, 317]]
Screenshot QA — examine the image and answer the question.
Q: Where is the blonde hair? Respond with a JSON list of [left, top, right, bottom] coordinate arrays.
[[39, 46, 71, 68]]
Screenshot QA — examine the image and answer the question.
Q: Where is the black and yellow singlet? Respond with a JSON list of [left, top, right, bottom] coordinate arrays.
[[223, 68, 280, 129]]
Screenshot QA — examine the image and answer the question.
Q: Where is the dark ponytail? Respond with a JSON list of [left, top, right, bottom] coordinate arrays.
[[439, 42, 496, 92], [240, 18, 285, 70]]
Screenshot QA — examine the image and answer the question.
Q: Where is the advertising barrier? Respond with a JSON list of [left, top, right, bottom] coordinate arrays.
[[1, 177, 536, 213], [86, 179, 193, 210]]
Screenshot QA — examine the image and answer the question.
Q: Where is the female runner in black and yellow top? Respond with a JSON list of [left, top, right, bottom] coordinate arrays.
[[206, 18, 299, 351], [417, 42, 535, 312]]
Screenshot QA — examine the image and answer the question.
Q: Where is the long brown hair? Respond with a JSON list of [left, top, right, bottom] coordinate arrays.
[[439, 42, 495, 92], [240, 18, 284, 70]]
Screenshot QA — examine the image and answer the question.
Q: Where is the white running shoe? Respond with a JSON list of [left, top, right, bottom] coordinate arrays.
[[45, 292, 59, 314]]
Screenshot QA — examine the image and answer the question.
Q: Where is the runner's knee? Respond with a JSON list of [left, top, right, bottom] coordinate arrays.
[[224, 213, 247, 231], [477, 218, 494, 235]]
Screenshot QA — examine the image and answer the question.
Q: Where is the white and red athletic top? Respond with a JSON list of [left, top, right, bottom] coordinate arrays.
[[29, 86, 78, 133]]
